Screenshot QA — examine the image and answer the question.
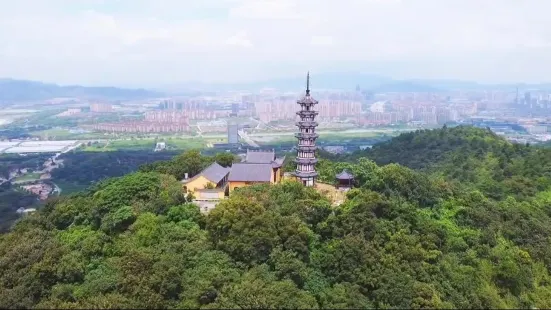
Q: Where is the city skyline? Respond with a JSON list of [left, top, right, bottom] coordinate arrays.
[[1, 0, 551, 87]]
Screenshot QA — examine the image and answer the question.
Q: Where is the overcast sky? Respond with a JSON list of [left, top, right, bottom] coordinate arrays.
[[0, 0, 550, 88]]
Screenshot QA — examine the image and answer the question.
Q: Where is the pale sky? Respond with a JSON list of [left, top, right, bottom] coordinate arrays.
[[0, 0, 550, 88]]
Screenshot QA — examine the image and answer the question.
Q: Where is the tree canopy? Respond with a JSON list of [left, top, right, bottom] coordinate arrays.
[[2, 126, 551, 308]]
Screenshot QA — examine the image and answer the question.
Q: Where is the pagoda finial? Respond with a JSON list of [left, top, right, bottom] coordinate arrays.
[[306, 71, 310, 96]]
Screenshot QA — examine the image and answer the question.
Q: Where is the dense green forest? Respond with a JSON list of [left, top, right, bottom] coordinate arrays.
[[320, 126, 551, 200], [52, 150, 239, 194], [0, 182, 37, 232], [0, 153, 54, 179], [51, 151, 182, 194], [0, 154, 53, 231], [3, 126, 551, 308], [0, 126, 51, 140]]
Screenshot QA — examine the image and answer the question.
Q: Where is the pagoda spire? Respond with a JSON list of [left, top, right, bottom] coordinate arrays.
[[306, 71, 310, 96]]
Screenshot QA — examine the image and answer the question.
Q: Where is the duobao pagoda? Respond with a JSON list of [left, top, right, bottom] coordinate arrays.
[[294, 72, 319, 187]]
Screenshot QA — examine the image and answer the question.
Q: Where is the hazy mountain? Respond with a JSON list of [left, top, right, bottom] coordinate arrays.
[[169, 73, 542, 93], [0, 79, 163, 102], [408, 79, 551, 92], [371, 80, 443, 93], [250, 72, 394, 91], [168, 72, 393, 93], [3, 75, 551, 102]]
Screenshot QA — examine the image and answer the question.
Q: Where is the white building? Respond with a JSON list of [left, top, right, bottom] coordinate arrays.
[[154, 142, 167, 152], [369, 101, 387, 113]]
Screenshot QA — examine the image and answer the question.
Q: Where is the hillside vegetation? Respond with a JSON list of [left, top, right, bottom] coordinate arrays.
[[51, 151, 182, 194], [0, 154, 53, 231], [325, 126, 551, 200], [0, 182, 37, 232], [2, 127, 551, 308]]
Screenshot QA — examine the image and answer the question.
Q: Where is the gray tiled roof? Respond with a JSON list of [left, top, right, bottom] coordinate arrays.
[[336, 170, 354, 180], [272, 156, 285, 168], [228, 163, 273, 182], [199, 162, 231, 184], [245, 149, 275, 163]]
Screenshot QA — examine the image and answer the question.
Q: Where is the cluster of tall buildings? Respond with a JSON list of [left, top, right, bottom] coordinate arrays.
[[56, 108, 82, 117], [516, 91, 551, 106], [144, 111, 189, 123], [513, 91, 551, 114], [154, 92, 362, 125], [93, 110, 190, 133], [92, 121, 190, 133], [159, 99, 235, 120], [90, 103, 114, 113], [361, 101, 477, 126], [253, 96, 362, 123], [57, 103, 114, 117]]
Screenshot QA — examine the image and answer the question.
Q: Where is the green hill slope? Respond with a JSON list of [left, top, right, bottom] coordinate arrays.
[[3, 130, 551, 308], [364, 126, 508, 169], [334, 126, 551, 200]]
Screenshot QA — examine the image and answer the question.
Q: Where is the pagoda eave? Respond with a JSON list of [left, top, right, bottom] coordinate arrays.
[[293, 171, 318, 178], [297, 97, 319, 105], [294, 158, 318, 164], [296, 111, 319, 117], [295, 121, 319, 128], [294, 133, 319, 139]]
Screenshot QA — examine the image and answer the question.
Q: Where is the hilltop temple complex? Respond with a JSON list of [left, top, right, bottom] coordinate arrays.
[[183, 73, 316, 212], [182, 149, 285, 212]]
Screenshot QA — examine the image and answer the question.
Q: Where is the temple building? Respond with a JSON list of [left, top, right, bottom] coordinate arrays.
[[293, 72, 319, 187], [336, 169, 354, 190], [182, 149, 285, 213], [182, 162, 231, 201], [228, 149, 285, 193]]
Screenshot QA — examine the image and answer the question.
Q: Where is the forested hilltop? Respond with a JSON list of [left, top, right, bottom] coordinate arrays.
[[320, 126, 551, 200], [3, 126, 551, 308]]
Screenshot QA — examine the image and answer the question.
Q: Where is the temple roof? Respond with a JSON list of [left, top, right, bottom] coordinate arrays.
[[245, 149, 285, 168], [228, 163, 273, 182], [336, 169, 354, 180], [182, 162, 230, 184], [245, 149, 275, 163], [272, 156, 286, 168]]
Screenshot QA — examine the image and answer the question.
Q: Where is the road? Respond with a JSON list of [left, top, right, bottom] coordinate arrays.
[[238, 130, 260, 148], [52, 182, 61, 196], [5, 141, 82, 197], [247, 128, 415, 137]]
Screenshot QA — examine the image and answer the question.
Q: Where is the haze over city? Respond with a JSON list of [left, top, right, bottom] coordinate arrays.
[[1, 0, 551, 88]]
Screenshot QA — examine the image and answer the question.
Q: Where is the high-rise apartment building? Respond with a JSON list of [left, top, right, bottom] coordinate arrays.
[[227, 124, 239, 144], [90, 103, 113, 113]]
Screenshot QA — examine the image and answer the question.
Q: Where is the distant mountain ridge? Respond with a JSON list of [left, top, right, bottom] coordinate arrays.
[[3, 74, 551, 101], [0, 79, 163, 102], [167, 72, 394, 93], [171, 73, 551, 93]]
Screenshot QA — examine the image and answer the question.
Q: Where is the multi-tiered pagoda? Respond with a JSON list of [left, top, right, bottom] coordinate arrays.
[[294, 72, 319, 187]]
